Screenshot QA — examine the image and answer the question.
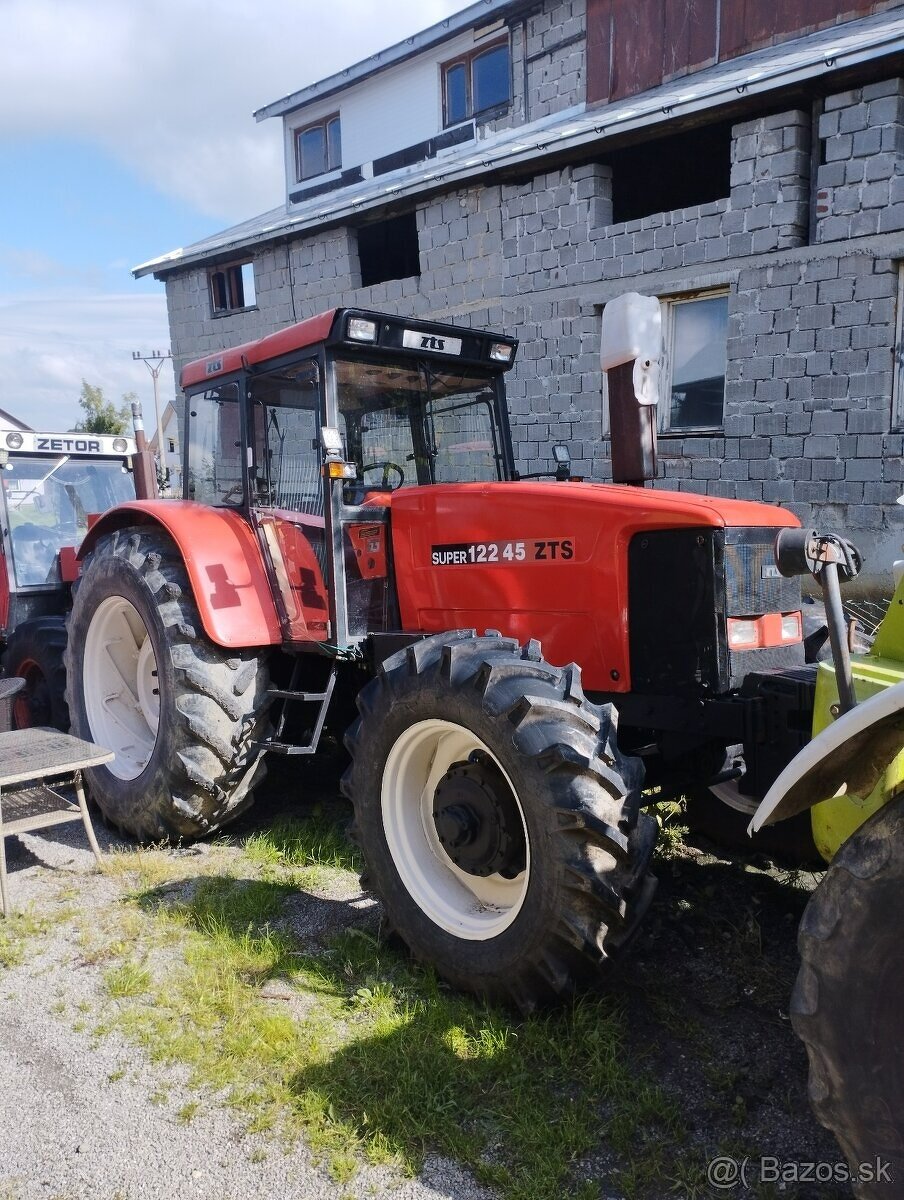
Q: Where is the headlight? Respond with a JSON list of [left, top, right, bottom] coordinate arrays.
[[347, 317, 377, 342], [727, 618, 758, 649], [489, 342, 514, 363], [5, 432, 23, 450], [112, 438, 129, 453], [781, 612, 802, 642]]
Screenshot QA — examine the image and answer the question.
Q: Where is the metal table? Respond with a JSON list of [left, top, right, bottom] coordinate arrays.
[[0, 727, 114, 916]]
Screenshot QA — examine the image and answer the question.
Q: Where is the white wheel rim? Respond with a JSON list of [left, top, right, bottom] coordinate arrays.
[[82, 595, 160, 780], [381, 719, 530, 940]]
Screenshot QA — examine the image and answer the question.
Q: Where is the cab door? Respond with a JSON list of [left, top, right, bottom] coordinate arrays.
[[249, 359, 330, 644]]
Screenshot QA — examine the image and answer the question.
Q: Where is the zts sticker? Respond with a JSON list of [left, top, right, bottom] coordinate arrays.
[[431, 539, 575, 566]]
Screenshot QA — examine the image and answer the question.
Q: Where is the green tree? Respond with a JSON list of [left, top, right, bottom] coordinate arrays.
[[74, 381, 136, 434]]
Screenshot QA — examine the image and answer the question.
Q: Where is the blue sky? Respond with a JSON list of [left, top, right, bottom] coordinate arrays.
[[0, 0, 468, 434]]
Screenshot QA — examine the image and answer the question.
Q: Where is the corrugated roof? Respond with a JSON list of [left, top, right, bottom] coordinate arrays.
[[134, 7, 904, 280]]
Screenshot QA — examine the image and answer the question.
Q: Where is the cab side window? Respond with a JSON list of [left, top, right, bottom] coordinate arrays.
[[186, 383, 243, 506]]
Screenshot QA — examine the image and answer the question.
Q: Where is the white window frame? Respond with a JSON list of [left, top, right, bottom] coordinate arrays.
[[294, 113, 342, 182], [659, 290, 729, 435], [601, 289, 729, 436]]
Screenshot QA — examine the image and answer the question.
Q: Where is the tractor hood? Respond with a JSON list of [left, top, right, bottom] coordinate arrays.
[[388, 481, 799, 693]]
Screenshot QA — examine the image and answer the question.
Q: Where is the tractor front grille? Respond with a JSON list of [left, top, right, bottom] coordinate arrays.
[[724, 529, 800, 617], [628, 525, 804, 697]]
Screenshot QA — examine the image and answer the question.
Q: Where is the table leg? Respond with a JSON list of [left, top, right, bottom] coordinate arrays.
[[74, 772, 104, 868], [0, 786, 8, 917]]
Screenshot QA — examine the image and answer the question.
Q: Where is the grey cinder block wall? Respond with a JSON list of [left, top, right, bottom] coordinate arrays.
[[162, 41, 904, 593]]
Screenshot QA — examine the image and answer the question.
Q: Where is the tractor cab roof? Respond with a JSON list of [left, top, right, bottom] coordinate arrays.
[[180, 308, 518, 390], [1, 430, 136, 458]]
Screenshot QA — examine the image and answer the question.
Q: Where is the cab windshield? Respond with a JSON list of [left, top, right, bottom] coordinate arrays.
[[2, 455, 133, 587], [333, 356, 508, 498]]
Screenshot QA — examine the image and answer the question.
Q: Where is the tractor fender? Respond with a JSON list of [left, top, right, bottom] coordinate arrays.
[[749, 680, 904, 832], [78, 501, 281, 649]]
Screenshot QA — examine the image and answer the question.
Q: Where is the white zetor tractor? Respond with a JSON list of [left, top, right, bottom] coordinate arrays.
[[750, 498, 904, 1198]]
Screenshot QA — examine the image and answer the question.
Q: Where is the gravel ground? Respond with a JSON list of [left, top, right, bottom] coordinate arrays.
[[0, 822, 494, 1200]]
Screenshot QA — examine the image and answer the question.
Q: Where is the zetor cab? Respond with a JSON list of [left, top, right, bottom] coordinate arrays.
[[0, 429, 136, 729]]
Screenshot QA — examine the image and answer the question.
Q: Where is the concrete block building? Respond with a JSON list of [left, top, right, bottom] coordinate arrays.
[[136, 0, 904, 590]]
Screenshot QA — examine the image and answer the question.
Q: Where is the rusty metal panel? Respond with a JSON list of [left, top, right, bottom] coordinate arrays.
[[664, 0, 718, 78], [586, 0, 613, 104], [610, 0, 666, 101], [720, 0, 881, 60]]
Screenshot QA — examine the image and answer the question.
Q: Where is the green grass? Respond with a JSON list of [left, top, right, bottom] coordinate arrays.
[[0, 909, 51, 968], [243, 811, 362, 887], [103, 960, 152, 998], [93, 870, 691, 1200]]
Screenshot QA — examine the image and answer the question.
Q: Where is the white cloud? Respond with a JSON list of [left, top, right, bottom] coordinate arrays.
[[0, 292, 174, 432], [1, 0, 470, 222], [0, 1, 474, 433]]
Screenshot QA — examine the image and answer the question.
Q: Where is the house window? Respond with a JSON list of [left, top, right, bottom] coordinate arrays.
[[357, 213, 421, 288], [209, 261, 256, 315], [442, 40, 510, 126], [296, 114, 341, 181], [662, 293, 729, 432]]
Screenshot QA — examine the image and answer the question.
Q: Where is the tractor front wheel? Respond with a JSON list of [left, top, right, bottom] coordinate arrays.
[[64, 526, 273, 841], [343, 632, 657, 1010], [2, 616, 69, 730], [792, 792, 904, 1195]]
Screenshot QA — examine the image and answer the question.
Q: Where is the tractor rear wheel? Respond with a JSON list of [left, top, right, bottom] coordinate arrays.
[[64, 526, 273, 841], [342, 632, 657, 1010], [792, 792, 904, 1196], [2, 616, 69, 730]]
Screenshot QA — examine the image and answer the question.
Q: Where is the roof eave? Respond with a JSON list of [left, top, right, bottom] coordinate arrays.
[[252, 0, 533, 124]]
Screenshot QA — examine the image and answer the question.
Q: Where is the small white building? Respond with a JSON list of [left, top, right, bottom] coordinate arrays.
[[149, 402, 181, 497], [0, 408, 33, 433]]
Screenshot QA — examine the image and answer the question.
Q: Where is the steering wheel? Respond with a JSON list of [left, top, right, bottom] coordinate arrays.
[[361, 461, 405, 490]]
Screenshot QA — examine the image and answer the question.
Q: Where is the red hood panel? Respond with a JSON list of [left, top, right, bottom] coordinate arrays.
[[389, 481, 799, 691]]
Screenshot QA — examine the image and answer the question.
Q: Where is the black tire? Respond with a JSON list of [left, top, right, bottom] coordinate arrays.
[[1, 616, 69, 731], [342, 632, 657, 1010], [792, 792, 904, 1197], [64, 526, 273, 841]]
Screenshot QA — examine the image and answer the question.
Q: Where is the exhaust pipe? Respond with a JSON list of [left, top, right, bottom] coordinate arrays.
[[130, 400, 159, 501]]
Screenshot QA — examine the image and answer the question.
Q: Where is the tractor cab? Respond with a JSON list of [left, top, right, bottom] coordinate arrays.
[[180, 308, 518, 648], [0, 430, 136, 636]]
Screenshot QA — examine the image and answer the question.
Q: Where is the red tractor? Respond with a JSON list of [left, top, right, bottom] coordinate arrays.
[[64, 305, 812, 1008], [0, 428, 137, 729]]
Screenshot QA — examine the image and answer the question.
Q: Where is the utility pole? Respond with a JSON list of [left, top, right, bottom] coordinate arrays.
[[131, 349, 172, 456]]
